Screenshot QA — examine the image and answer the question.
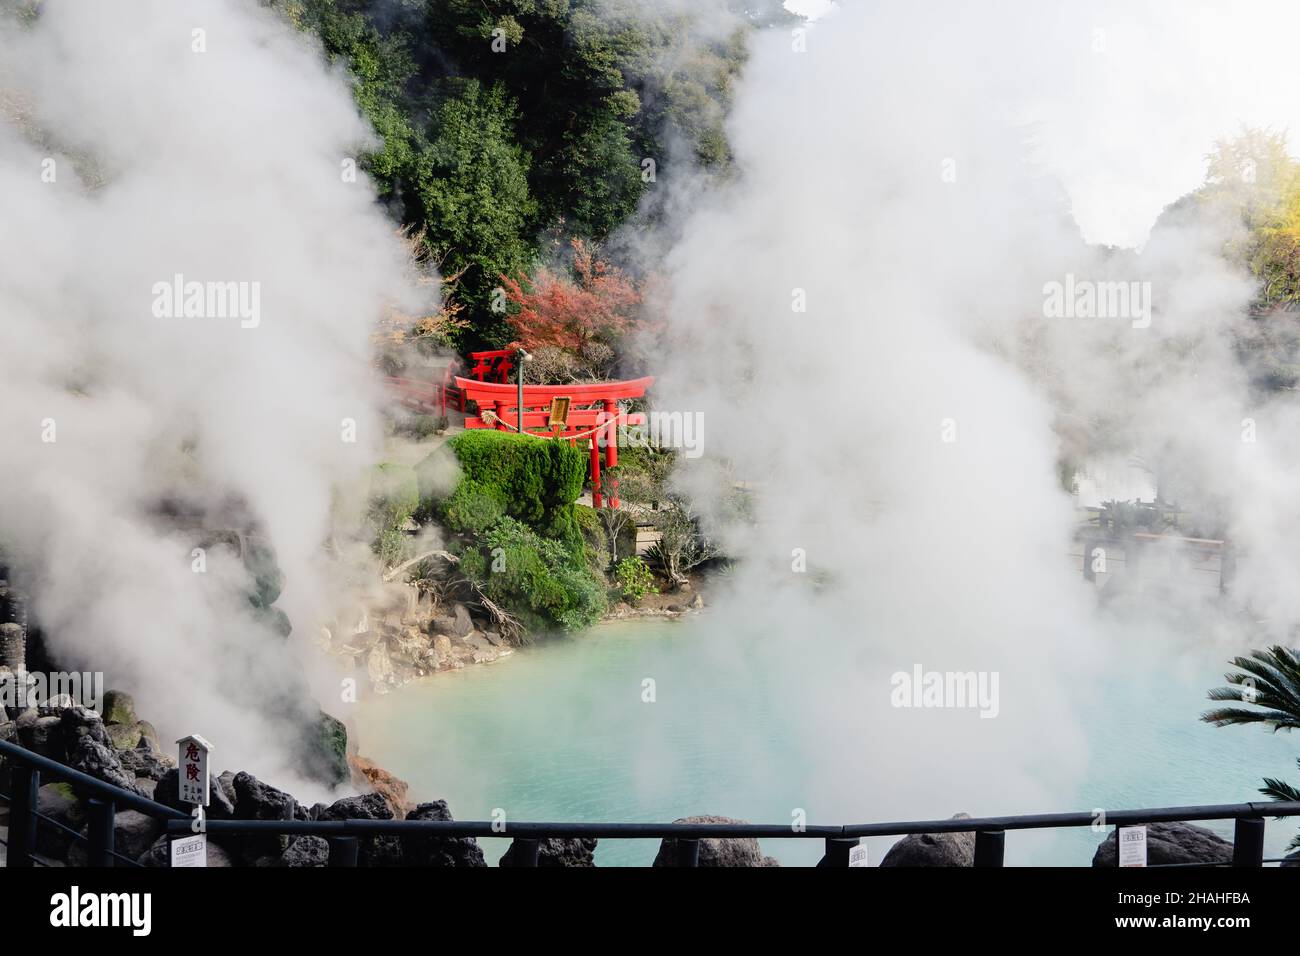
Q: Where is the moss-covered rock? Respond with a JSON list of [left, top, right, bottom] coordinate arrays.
[[299, 710, 349, 787], [100, 689, 136, 726]]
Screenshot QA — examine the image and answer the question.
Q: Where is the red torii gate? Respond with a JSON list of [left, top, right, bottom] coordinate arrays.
[[455, 376, 653, 508]]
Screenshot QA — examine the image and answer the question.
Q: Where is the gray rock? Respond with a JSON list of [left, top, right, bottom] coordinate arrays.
[[100, 690, 136, 726], [275, 835, 330, 867], [229, 771, 298, 862], [67, 810, 162, 866], [451, 604, 473, 638], [499, 837, 597, 867], [21, 715, 65, 760], [318, 793, 402, 866], [1092, 821, 1233, 867], [58, 705, 109, 750], [105, 721, 143, 750], [402, 800, 486, 867], [879, 814, 975, 867], [298, 710, 348, 788], [1282, 850, 1300, 868], [67, 737, 142, 795], [136, 720, 162, 753], [117, 747, 172, 782], [35, 782, 84, 857], [653, 815, 774, 867]]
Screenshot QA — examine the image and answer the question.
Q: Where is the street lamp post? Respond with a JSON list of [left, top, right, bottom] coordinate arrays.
[[515, 348, 532, 433]]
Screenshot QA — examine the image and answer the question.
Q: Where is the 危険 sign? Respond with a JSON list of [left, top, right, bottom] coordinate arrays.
[[175, 733, 213, 807]]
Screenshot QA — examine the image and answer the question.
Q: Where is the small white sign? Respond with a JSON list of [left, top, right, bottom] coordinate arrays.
[[848, 843, 869, 867], [1118, 825, 1147, 867], [170, 834, 207, 868], [176, 734, 213, 807]]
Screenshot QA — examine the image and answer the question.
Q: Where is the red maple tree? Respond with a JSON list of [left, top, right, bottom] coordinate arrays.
[[500, 239, 641, 352]]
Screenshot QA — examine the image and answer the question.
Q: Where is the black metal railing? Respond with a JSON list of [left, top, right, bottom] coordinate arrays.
[[3, 739, 1299, 867]]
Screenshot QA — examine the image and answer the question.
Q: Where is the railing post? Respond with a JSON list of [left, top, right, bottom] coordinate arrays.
[[8, 763, 39, 867], [327, 836, 359, 867], [86, 797, 116, 867], [509, 838, 540, 867], [676, 839, 700, 867], [1232, 817, 1265, 867], [818, 836, 857, 867], [974, 830, 1005, 867]]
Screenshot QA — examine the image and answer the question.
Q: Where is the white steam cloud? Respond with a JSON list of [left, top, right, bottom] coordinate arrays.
[[641, 0, 1300, 857], [0, 0, 429, 787]]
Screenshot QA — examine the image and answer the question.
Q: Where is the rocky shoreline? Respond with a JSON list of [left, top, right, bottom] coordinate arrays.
[[333, 570, 711, 695]]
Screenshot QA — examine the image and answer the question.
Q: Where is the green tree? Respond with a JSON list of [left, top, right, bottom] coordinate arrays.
[[417, 79, 536, 334]]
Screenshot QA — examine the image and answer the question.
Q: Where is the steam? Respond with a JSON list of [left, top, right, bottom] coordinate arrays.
[[0, 0, 430, 788], [639, 0, 1300, 853]]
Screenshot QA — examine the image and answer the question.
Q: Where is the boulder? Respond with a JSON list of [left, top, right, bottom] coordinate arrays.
[[879, 814, 975, 867], [500, 837, 597, 867], [68, 810, 163, 866], [21, 714, 65, 760], [100, 690, 137, 726], [402, 800, 486, 867], [275, 835, 330, 867], [432, 634, 452, 663], [136, 720, 161, 753], [1092, 822, 1233, 867], [298, 710, 349, 788], [317, 793, 402, 866], [35, 782, 84, 857], [1282, 851, 1300, 868], [230, 771, 298, 862], [58, 705, 109, 750], [67, 737, 143, 795], [652, 815, 774, 867], [106, 721, 143, 751], [451, 604, 473, 638], [117, 746, 172, 782]]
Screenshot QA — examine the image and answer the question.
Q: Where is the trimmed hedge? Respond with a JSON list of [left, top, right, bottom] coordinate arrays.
[[435, 430, 586, 547]]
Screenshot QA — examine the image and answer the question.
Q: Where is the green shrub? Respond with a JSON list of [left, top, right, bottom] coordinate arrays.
[[461, 517, 607, 631], [446, 430, 585, 529], [614, 556, 658, 605], [443, 479, 509, 534], [574, 503, 610, 573], [368, 462, 419, 564]]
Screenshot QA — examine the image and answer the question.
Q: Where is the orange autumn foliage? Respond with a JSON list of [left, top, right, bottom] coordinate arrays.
[[500, 239, 641, 352]]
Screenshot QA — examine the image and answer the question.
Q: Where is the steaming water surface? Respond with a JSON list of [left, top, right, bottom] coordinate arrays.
[[356, 615, 1297, 867]]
